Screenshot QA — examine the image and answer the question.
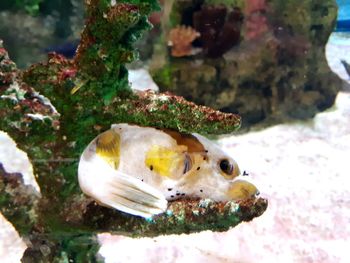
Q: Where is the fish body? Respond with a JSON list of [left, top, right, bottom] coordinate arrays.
[[78, 123, 259, 218]]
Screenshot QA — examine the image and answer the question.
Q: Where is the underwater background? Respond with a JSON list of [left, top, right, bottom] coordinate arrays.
[[0, 0, 350, 262], [337, 0, 350, 19]]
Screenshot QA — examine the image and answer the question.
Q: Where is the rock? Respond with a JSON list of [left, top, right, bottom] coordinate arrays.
[[152, 0, 342, 128]]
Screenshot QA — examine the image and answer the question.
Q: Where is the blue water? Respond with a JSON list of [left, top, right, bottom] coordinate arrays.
[[337, 0, 350, 20]]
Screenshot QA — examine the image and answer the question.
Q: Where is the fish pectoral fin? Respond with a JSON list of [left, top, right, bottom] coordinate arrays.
[[102, 170, 168, 218]]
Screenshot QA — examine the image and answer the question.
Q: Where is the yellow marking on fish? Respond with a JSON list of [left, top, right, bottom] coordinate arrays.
[[96, 130, 120, 169], [145, 145, 186, 178]]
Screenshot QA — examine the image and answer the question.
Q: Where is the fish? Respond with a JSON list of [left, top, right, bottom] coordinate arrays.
[[78, 123, 259, 218]]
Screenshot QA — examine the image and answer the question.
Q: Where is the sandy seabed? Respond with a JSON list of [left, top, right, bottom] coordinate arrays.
[[0, 33, 350, 262]]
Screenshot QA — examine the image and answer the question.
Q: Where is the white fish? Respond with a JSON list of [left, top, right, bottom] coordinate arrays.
[[78, 123, 259, 218]]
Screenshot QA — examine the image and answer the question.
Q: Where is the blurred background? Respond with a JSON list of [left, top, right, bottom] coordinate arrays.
[[0, 0, 83, 68], [0, 0, 349, 262]]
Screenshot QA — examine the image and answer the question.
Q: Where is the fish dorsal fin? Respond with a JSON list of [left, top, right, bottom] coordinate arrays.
[[161, 129, 206, 153], [96, 129, 120, 169]]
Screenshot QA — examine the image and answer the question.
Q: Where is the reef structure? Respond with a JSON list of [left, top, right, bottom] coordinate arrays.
[[0, 1, 267, 262], [152, 0, 342, 128]]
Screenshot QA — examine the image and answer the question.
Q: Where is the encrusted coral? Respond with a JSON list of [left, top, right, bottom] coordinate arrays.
[[0, 41, 17, 86], [168, 25, 200, 57]]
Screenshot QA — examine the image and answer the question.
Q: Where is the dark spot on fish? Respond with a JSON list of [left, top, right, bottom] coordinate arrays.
[[196, 167, 200, 170], [176, 193, 180, 196], [181, 193, 185, 196], [141, 179, 144, 181], [171, 195, 174, 198], [243, 171, 249, 176], [203, 157, 207, 161], [200, 189, 203, 192], [168, 188, 172, 191], [205, 150, 208, 153], [150, 165, 153, 171]]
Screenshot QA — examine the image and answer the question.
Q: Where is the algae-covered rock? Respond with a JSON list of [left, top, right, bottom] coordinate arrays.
[[0, 1, 266, 262], [152, 0, 342, 128]]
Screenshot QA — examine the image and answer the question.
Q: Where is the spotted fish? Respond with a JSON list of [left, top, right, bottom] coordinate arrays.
[[78, 123, 259, 218]]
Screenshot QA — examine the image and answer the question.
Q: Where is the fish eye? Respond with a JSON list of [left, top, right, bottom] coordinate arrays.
[[219, 159, 234, 175]]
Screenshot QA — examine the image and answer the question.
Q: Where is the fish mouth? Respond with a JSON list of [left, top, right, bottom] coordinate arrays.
[[227, 177, 260, 201]]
